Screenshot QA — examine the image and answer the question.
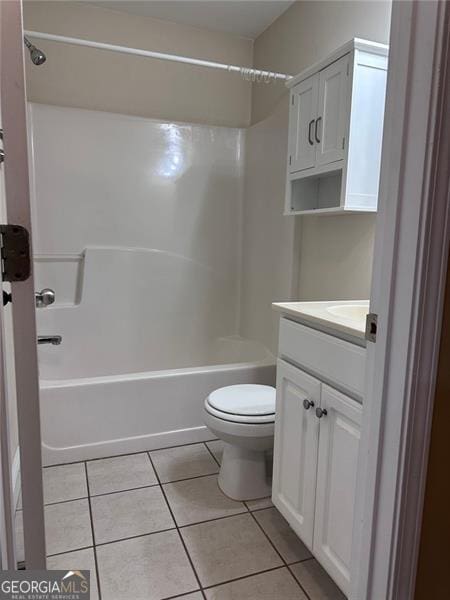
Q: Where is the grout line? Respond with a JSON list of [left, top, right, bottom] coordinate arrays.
[[286, 562, 315, 600], [89, 482, 160, 499], [248, 511, 312, 600], [203, 442, 221, 467], [51, 511, 256, 558], [201, 565, 290, 592], [244, 502, 273, 512], [158, 471, 220, 486], [94, 526, 177, 549], [177, 509, 249, 529], [45, 496, 89, 507], [16, 496, 89, 512], [47, 544, 94, 559], [24, 489, 271, 515], [83, 510, 251, 551], [84, 462, 102, 600], [161, 590, 203, 600], [46, 441, 315, 599], [290, 558, 315, 564], [145, 455, 310, 598], [147, 452, 207, 600], [44, 439, 220, 469]]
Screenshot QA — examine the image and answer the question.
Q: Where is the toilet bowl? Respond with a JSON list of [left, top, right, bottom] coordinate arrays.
[[203, 384, 276, 501]]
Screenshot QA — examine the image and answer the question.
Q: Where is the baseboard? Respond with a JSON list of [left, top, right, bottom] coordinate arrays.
[[42, 425, 214, 466]]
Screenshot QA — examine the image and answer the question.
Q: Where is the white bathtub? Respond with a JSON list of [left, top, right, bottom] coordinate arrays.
[[28, 108, 275, 466], [40, 336, 275, 466]]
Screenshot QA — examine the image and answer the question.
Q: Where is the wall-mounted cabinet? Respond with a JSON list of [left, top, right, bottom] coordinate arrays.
[[285, 39, 388, 216]]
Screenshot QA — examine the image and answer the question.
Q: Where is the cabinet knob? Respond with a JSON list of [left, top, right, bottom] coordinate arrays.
[[315, 407, 328, 419], [303, 399, 314, 410]]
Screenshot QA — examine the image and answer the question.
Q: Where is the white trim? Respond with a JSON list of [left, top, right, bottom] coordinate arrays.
[[352, 2, 450, 599], [11, 448, 21, 511], [0, 305, 15, 568]]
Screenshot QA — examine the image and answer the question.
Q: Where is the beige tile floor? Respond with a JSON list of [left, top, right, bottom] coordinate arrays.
[[15, 441, 346, 600]]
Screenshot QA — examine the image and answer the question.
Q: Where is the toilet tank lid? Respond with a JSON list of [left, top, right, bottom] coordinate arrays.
[[207, 384, 276, 417]]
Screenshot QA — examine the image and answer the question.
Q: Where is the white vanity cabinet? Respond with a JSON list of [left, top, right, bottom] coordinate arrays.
[[313, 384, 362, 594], [273, 360, 320, 546], [272, 316, 365, 596], [286, 38, 388, 215]]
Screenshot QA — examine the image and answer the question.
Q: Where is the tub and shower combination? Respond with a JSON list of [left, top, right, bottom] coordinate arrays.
[[29, 103, 275, 466]]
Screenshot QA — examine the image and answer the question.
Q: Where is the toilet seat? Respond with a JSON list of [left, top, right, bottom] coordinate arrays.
[[205, 384, 276, 424]]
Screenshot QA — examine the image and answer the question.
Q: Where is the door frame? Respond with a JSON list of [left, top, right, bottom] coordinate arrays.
[[0, 0, 46, 568], [352, 1, 450, 599]]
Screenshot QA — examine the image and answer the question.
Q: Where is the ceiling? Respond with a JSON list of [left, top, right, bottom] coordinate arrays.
[[88, 1, 295, 39]]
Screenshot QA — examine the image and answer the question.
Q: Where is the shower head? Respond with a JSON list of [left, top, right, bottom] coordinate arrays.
[[24, 36, 46, 66]]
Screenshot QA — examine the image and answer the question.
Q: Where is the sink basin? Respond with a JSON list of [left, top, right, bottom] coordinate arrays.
[[272, 300, 370, 340], [326, 304, 368, 323]]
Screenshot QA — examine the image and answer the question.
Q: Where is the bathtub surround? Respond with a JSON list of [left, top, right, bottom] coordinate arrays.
[[23, 1, 253, 128], [29, 104, 275, 465], [30, 104, 243, 343]]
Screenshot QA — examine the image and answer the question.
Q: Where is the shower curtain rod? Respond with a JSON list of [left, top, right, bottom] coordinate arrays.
[[24, 30, 292, 83]]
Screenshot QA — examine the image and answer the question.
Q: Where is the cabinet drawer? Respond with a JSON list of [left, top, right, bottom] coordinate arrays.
[[278, 317, 366, 399]]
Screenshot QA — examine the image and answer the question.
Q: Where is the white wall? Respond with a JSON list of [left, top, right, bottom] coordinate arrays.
[[240, 99, 298, 352], [252, 1, 392, 123], [238, 0, 391, 350], [30, 104, 245, 373], [23, 1, 253, 128]]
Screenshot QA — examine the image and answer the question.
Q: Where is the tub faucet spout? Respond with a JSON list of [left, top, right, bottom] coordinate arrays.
[[38, 335, 62, 345]]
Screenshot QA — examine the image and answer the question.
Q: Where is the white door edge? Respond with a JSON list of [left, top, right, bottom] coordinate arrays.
[[352, 2, 450, 599], [0, 303, 16, 568], [0, 0, 46, 568]]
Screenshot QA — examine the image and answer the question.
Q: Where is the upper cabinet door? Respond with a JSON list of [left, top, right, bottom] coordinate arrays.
[[313, 384, 362, 596], [315, 55, 350, 167], [288, 74, 319, 173], [272, 359, 320, 550]]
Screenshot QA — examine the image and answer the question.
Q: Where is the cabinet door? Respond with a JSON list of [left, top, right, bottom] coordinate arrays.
[[272, 359, 320, 550], [313, 384, 362, 596], [288, 74, 319, 173], [315, 55, 350, 167]]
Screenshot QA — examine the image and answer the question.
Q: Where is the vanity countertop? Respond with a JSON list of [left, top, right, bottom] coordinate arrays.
[[272, 300, 370, 341]]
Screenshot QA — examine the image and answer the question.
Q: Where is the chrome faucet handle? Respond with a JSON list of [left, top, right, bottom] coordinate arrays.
[[35, 288, 55, 308]]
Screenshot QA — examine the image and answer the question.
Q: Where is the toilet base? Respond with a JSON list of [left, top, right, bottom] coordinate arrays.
[[218, 442, 272, 501]]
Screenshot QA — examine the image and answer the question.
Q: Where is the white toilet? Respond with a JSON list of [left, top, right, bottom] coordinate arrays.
[[203, 384, 276, 501]]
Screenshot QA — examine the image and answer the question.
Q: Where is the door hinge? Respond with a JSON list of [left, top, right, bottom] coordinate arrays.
[[0, 225, 31, 282], [342, 137, 345, 150], [347, 62, 350, 76], [2, 291, 12, 306], [291, 95, 294, 105], [289, 155, 292, 166], [365, 312, 378, 343]]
